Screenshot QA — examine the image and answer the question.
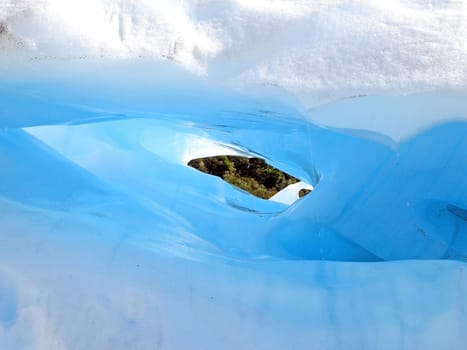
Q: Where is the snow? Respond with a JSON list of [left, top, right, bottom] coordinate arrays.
[[0, 1, 467, 349], [1, 0, 467, 107]]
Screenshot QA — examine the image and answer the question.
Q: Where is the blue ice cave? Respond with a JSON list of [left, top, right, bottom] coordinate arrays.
[[1, 1, 467, 349]]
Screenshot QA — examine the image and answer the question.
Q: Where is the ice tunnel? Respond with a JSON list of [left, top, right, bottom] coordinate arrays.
[[1, 1, 467, 349]]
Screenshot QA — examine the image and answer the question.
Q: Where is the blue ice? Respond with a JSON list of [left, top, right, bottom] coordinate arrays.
[[0, 58, 466, 349]]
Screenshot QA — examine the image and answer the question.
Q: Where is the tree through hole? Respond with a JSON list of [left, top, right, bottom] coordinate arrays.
[[188, 155, 312, 200]]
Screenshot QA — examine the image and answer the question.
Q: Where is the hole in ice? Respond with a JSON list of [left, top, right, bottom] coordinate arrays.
[[188, 155, 312, 204]]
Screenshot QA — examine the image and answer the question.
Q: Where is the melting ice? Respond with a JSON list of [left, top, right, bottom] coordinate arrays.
[[1, 1, 467, 349]]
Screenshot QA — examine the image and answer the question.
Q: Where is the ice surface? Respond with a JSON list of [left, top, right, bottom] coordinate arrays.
[[1, 1, 467, 349]]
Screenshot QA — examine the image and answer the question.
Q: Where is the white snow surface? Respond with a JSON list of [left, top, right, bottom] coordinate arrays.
[[1, 0, 467, 107]]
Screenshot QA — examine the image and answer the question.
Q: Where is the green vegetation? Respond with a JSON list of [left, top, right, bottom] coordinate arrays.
[[188, 155, 306, 199]]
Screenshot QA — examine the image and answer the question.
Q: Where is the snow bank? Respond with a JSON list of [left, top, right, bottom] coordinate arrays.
[[1, 0, 467, 106]]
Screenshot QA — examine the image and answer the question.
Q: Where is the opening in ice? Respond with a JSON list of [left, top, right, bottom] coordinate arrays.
[[188, 155, 313, 204]]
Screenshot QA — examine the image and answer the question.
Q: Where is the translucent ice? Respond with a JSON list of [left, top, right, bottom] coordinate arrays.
[[1, 1, 467, 349]]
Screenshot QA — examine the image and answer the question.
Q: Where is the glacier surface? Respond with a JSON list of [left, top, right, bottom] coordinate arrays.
[[1, 1, 467, 349]]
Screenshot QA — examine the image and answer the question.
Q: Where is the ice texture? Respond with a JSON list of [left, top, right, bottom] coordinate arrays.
[[1, 1, 467, 349]]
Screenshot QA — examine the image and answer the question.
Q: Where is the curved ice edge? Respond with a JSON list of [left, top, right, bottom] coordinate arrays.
[[17, 113, 467, 261]]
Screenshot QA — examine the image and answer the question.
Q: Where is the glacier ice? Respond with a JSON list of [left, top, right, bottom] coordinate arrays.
[[1, 1, 467, 349]]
